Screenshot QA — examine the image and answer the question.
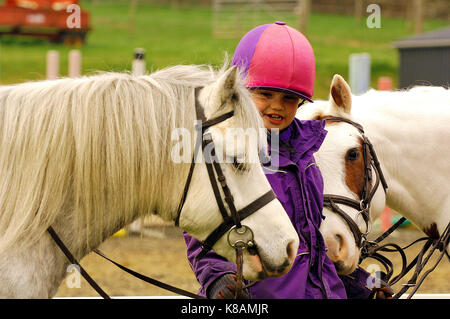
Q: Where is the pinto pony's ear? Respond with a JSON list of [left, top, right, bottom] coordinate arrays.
[[328, 74, 352, 115], [216, 65, 238, 105]]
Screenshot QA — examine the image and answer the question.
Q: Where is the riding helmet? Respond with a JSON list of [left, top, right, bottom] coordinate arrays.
[[231, 21, 315, 102]]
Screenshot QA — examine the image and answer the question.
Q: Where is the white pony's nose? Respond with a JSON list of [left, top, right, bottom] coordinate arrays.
[[248, 238, 298, 278], [286, 240, 296, 264], [265, 239, 297, 276]]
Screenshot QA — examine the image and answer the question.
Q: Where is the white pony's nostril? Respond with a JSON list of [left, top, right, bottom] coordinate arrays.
[[286, 240, 296, 264], [335, 234, 343, 252]]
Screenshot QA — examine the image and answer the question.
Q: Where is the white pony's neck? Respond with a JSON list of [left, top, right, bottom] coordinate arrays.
[[0, 67, 210, 298], [351, 87, 450, 236]]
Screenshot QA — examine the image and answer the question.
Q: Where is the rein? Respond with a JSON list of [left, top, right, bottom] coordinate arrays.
[[360, 220, 450, 299], [48, 86, 276, 299]]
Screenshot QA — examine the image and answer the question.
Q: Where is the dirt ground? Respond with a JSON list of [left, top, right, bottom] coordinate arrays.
[[55, 225, 449, 298]]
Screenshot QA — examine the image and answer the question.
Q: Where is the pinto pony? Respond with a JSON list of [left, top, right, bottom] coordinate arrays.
[[297, 75, 450, 274], [0, 65, 298, 298]]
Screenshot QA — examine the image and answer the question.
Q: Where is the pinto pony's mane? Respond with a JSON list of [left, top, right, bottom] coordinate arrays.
[[0, 64, 264, 253]]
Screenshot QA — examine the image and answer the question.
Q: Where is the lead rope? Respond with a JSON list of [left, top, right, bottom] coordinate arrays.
[[394, 222, 450, 299], [234, 245, 244, 299], [93, 249, 205, 299]]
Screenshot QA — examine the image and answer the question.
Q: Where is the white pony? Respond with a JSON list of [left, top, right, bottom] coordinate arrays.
[[0, 65, 299, 298], [297, 74, 450, 274]]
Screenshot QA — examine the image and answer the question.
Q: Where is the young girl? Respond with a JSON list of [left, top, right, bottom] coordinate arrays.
[[183, 22, 392, 299]]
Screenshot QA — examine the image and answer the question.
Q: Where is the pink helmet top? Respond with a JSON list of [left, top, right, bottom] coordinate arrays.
[[231, 21, 315, 102]]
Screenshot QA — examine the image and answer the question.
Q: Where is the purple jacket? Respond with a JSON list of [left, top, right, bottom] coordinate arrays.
[[183, 119, 371, 299]]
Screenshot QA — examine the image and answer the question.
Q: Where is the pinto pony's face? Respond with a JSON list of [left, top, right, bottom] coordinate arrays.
[[178, 67, 299, 281], [297, 75, 386, 275]]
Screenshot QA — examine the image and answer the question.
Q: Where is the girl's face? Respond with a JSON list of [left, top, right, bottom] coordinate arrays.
[[250, 89, 303, 130]]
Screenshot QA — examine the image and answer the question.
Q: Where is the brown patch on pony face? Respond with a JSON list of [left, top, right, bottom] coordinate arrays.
[[318, 115, 367, 199], [423, 223, 440, 239], [345, 138, 365, 199]]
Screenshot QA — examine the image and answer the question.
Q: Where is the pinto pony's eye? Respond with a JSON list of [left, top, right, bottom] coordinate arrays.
[[346, 148, 360, 161]]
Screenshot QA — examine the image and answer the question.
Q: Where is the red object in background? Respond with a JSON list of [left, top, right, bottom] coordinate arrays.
[[0, 0, 90, 46], [6, 0, 78, 10], [378, 77, 393, 91], [380, 206, 392, 231], [377, 77, 393, 231]]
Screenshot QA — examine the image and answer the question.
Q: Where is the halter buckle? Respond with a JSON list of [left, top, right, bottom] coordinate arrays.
[[360, 199, 368, 211]]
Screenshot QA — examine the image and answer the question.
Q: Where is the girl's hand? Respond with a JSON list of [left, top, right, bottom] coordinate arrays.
[[207, 273, 249, 299]]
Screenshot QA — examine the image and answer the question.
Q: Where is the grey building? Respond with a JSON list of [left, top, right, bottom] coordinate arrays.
[[393, 27, 450, 89]]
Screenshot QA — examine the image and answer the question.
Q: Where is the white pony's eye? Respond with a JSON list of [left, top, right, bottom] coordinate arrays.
[[346, 148, 360, 161]]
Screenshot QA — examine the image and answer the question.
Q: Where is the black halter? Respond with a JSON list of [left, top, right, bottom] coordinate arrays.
[[321, 116, 388, 248], [174, 87, 277, 260]]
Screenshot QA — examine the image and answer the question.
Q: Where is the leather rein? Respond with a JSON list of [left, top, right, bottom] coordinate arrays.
[[47, 86, 277, 299], [360, 218, 450, 299]]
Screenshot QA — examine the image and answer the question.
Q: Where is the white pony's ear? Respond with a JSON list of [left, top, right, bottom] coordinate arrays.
[[328, 74, 352, 115], [216, 65, 238, 105]]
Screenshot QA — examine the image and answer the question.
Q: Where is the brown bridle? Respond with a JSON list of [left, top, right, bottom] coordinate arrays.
[[174, 87, 277, 261], [321, 116, 388, 248]]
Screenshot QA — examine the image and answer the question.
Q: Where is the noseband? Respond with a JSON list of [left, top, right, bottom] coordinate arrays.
[[174, 87, 277, 261], [321, 116, 388, 248]]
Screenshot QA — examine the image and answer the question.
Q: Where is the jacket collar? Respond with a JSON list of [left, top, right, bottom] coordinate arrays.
[[266, 119, 327, 169]]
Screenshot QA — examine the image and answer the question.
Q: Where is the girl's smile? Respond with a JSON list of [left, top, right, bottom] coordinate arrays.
[[265, 113, 284, 125], [251, 89, 304, 130]]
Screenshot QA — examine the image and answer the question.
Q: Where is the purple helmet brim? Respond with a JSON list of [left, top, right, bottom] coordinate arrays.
[[248, 86, 314, 103]]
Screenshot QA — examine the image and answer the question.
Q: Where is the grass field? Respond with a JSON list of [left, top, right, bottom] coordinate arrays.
[[0, 1, 447, 99]]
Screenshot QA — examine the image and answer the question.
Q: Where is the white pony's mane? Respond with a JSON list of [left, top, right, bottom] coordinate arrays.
[[0, 64, 264, 252]]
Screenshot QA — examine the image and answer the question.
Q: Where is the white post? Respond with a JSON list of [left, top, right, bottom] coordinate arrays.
[[46, 50, 59, 80], [349, 53, 371, 95], [297, 0, 311, 34], [413, 0, 424, 34], [132, 48, 146, 76], [68, 49, 81, 78]]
